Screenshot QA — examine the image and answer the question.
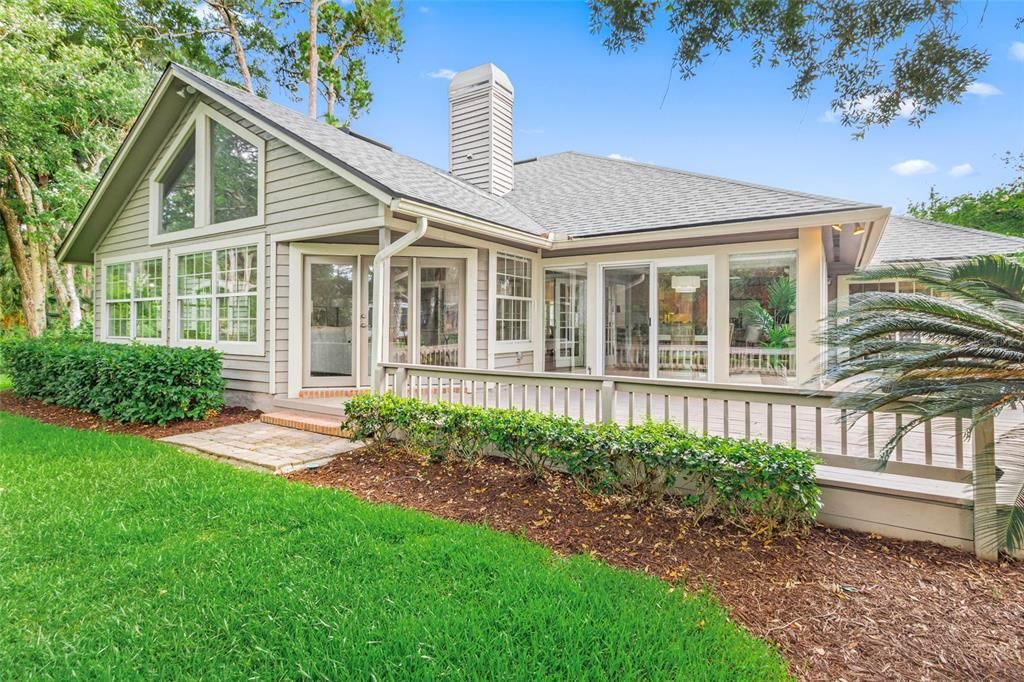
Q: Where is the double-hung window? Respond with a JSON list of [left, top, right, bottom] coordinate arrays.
[[151, 103, 265, 242], [495, 252, 532, 343], [104, 257, 164, 340], [175, 243, 261, 353]]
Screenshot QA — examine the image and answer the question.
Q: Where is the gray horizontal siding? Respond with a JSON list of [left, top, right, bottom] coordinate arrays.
[[92, 95, 383, 396]]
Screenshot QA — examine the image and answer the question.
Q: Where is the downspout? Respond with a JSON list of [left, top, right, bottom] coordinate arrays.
[[371, 216, 428, 392]]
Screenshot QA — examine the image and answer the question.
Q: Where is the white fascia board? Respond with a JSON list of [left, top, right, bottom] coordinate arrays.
[[547, 207, 892, 252], [854, 208, 893, 270], [391, 198, 553, 250]]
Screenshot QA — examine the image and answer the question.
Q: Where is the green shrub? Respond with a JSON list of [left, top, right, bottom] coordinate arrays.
[[342, 394, 821, 536], [1, 338, 225, 424]]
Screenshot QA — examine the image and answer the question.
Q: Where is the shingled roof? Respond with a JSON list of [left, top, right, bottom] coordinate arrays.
[[173, 65, 879, 239], [506, 152, 878, 237], [173, 65, 546, 235], [870, 215, 1024, 266]]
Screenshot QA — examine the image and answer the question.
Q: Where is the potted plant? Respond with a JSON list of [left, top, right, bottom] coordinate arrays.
[[742, 278, 795, 384]]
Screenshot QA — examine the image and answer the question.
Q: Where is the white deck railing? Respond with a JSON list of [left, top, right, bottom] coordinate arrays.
[[375, 362, 1014, 560]]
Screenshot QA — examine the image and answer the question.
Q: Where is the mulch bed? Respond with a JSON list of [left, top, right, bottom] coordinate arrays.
[[0, 391, 261, 438], [289, 446, 1024, 682]]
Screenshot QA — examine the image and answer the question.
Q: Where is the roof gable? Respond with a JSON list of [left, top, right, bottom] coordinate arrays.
[[870, 215, 1024, 265]]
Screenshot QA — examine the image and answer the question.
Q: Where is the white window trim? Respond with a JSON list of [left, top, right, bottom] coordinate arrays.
[[149, 102, 266, 245], [98, 250, 168, 344], [169, 236, 266, 356], [494, 251, 533, 348]]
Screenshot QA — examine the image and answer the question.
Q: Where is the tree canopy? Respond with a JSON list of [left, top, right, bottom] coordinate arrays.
[[589, 0, 995, 137], [0, 0, 403, 335], [908, 154, 1024, 239]]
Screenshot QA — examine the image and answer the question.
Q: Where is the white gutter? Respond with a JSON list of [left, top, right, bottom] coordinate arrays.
[[370, 215, 428, 391]]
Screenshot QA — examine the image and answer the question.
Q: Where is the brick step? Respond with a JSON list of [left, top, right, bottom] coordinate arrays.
[[260, 410, 351, 438], [297, 387, 369, 399]]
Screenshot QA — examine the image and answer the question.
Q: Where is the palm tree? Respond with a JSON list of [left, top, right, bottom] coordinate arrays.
[[823, 255, 1024, 555]]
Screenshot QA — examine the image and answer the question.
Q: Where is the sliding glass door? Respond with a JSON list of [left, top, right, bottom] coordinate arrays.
[[377, 256, 464, 368], [418, 259, 463, 367], [544, 266, 587, 372], [603, 265, 650, 377], [602, 259, 711, 380]]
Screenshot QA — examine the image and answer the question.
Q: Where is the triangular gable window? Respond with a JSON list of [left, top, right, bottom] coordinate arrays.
[[159, 132, 196, 233], [150, 102, 265, 244]]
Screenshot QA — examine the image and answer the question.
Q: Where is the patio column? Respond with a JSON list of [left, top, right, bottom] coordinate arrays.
[[795, 226, 826, 387], [711, 252, 730, 384]]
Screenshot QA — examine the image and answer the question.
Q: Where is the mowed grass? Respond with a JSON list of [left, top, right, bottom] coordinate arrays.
[[0, 413, 789, 680]]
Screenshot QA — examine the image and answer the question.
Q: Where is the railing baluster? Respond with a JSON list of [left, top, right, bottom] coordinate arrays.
[[867, 412, 875, 458], [702, 398, 708, 436], [563, 386, 570, 416], [663, 394, 670, 423], [955, 416, 964, 468], [924, 419, 932, 465], [645, 393, 652, 421], [766, 403, 773, 444], [578, 388, 585, 420], [790, 404, 797, 446], [683, 396, 689, 429], [628, 391, 635, 425], [814, 407, 822, 452], [895, 413, 903, 462], [745, 401, 751, 440], [840, 409, 847, 455], [723, 400, 730, 438], [547, 385, 554, 415]]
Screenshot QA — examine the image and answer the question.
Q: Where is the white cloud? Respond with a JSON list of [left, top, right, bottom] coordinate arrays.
[[1010, 41, 1024, 62], [820, 95, 916, 123], [889, 159, 937, 176], [607, 153, 635, 162], [949, 163, 974, 177], [427, 69, 456, 80], [418, 5, 431, 13], [966, 82, 1002, 96]]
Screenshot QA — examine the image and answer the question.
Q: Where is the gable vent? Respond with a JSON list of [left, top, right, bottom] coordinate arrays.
[[448, 64, 514, 196]]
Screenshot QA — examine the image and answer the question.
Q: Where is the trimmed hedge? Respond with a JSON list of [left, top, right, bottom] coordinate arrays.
[[343, 394, 821, 536], [1, 338, 225, 424]]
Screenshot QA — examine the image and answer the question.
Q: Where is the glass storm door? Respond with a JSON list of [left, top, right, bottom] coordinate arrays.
[[304, 256, 357, 387]]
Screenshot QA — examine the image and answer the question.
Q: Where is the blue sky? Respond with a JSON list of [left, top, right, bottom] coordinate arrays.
[[279, 1, 1024, 213]]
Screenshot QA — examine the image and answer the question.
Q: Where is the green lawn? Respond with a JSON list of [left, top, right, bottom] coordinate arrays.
[[0, 412, 789, 680]]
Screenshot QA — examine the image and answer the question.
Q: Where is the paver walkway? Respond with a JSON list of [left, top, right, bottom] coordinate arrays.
[[161, 422, 361, 473]]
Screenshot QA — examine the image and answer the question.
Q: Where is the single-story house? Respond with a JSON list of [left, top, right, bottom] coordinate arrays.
[[59, 62, 1024, 410]]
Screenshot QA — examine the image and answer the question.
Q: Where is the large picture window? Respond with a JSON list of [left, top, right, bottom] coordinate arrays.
[[728, 251, 797, 385], [105, 257, 164, 340], [151, 104, 264, 241], [176, 244, 260, 348], [495, 252, 531, 342]]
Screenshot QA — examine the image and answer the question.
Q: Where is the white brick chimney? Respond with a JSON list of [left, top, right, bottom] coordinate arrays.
[[448, 64, 514, 196]]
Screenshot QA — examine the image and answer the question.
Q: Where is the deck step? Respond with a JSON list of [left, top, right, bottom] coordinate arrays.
[[260, 410, 350, 438]]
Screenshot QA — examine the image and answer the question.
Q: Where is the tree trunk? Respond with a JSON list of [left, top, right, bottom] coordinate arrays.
[[326, 82, 336, 122], [210, 1, 254, 94], [307, 0, 319, 118], [46, 237, 81, 328], [1, 202, 47, 336]]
